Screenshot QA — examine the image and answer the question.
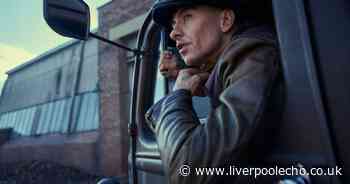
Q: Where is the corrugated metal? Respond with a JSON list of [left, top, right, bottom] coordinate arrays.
[[0, 37, 100, 138], [74, 92, 99, 132], [0, 92, 99, 137], [0, 38, 98, 114]]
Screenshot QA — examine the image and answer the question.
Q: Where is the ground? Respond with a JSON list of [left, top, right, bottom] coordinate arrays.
[[0, 160, 103, 184]]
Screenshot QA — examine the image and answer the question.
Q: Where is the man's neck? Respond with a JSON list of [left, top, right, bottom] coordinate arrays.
[[202, 35, 232, 72]]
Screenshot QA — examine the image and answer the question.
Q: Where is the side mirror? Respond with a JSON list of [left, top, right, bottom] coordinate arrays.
[[43, 0, 90, 40], [43, 0, 143, 54]]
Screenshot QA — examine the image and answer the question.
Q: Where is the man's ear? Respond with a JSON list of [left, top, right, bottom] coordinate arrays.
[[220, 9, 235, 33]]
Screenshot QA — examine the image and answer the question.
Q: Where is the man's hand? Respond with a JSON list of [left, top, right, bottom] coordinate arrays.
[[173, 68, 210, 96], [159, 50, 181, 79]]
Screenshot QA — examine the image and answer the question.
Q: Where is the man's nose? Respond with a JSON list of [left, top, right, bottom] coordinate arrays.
[[169, 24, 182, 41]]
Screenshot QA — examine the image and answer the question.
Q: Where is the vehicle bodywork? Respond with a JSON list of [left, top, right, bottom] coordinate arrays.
[[43, 0, 350, 183]]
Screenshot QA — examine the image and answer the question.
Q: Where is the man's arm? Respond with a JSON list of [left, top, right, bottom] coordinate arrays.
[[148, 38, 279, 184]]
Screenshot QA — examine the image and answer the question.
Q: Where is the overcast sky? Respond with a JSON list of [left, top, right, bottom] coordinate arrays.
[[0, 0, 111, 91]]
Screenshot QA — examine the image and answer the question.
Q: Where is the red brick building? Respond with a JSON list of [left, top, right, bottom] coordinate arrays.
[[0, 0, 153, 179]]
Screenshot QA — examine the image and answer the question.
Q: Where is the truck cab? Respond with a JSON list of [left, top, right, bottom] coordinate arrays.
[[43, 0, 350, 183]]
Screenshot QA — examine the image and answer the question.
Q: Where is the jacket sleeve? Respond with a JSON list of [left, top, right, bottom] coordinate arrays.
[[146, 38, 279, 184]]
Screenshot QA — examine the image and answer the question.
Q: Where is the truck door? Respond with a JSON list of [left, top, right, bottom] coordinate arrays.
[[132, 0, 350, 183], [131, 12, 211, 184], [258, 0, 349, 183]]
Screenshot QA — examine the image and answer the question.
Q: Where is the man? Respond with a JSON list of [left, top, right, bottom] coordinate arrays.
[[146, 0, 282, 183]]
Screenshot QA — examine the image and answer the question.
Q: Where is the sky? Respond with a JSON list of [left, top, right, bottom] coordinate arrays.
[[0, 0, 111, 91]]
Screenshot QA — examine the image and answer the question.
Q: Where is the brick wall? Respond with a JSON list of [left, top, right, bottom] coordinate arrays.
[[97, 0, 153, 177]]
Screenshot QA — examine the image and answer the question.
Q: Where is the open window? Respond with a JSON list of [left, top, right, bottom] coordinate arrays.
[[155, 28, 211, 122]]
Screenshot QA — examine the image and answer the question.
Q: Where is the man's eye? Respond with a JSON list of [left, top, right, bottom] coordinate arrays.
[[183, 14, 192, 23]]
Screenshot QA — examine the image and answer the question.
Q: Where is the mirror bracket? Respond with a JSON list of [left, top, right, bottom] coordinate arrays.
[[89, 33, 144, 56]]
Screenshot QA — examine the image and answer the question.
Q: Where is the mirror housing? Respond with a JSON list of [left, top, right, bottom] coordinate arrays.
[[43, 0, 90, 40]]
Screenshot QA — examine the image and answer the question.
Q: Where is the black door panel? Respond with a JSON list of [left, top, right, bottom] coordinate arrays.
[[305, 0, 350, 182], [270, 0, 346, 183]]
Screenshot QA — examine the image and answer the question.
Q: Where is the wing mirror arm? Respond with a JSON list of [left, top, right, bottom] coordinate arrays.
[[89, 33, 145, 56]]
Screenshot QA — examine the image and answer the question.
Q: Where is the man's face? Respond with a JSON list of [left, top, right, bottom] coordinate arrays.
[[169, 6, 226, 66]]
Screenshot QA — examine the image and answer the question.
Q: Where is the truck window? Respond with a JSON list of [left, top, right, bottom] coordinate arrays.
[[152, 60, 210, 122], [153, 64, 166, 104]]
